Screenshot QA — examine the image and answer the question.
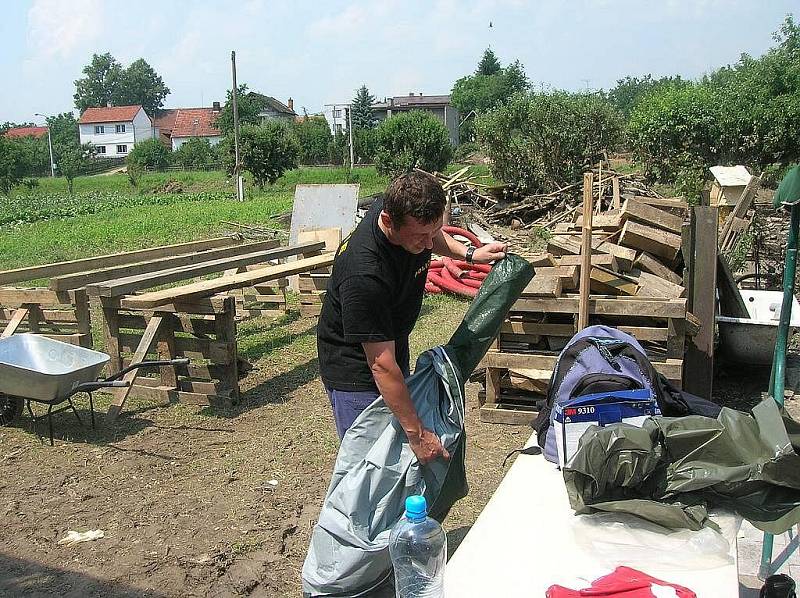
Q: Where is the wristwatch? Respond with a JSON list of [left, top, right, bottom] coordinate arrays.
[[465, 246, 476, 263]]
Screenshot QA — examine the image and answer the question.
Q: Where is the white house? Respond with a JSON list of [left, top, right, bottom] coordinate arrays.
[[78, 105, 154, 157], [169, 107, 222, 151], [322, 103, 350, 136]]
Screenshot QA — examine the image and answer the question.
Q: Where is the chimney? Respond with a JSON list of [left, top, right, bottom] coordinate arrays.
[[409, 92, 414, 97], [212, 101, 221, 113], [288, 97, 294, 112]]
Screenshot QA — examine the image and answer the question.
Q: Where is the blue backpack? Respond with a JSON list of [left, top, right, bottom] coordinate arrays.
[[533, 325, 692, 463]]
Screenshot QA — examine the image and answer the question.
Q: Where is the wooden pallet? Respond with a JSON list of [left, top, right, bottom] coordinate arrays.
[[0, 288, 91, 347]]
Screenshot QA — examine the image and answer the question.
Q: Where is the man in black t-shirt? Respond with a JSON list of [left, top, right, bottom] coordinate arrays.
[[317, 171, 507, 465]]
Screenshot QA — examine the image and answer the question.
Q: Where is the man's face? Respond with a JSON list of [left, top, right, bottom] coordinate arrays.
[[382, 212, 443, 254]]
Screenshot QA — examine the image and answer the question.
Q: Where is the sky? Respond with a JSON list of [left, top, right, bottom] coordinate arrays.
[[0, 0, 796, 124]]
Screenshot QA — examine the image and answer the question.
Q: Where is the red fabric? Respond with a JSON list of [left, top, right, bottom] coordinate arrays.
[[546, 567, 696, 598]]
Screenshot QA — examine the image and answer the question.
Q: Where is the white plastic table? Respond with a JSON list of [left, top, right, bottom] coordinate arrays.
[[445, 433, 740, 597]]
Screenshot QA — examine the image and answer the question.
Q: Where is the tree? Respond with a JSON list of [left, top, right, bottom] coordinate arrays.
[[46, 112, 79, 148], [477, 91, 624, 193], [374, 110, 453, 177], [223, 122, 299, 187], [0, 136, 27, 195], [54, 143, 91, 194], [127, 138, 171, 170], [606, 75, 687, 118], [74, 53, 123, 112], [351, 85, 376, 129], [293, 117, 333, 165], [217, 85, 265, 136], [173, 138, 218, 169], [451, 60, 530, 116], [476, 48, 501, 75], [113, 58, 170, 114], [354, 127, 378, 164]]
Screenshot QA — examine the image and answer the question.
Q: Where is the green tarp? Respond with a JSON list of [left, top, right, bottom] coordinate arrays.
[[773, 164, 800, 207], [564, 398, 800, 534]]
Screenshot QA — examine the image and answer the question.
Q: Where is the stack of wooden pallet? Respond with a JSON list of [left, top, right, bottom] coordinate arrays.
[[480, 195, 698, 424]]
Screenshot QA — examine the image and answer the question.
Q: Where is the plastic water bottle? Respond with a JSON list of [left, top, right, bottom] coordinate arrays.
[[389, 495, 447, 598]]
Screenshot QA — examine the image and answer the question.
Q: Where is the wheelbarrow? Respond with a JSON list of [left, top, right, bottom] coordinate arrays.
[[0, 333, 189, 445]]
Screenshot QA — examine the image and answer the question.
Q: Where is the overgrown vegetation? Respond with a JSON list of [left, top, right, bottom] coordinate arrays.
[[374, 110, 453, 177], [477, 91, 623, 193], [222, 121, 300, 187]]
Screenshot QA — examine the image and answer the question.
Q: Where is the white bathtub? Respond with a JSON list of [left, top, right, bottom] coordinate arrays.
[[717, 289, 800, 365]]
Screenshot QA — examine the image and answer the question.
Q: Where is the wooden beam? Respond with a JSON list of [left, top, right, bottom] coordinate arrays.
[[0, 237, 240, 285], [593, 241, 636, 271], [578, 172, 594, 330], [529, 266, 578, 290], [121, 254, 335, 309], [683, 207, 718, 400], [633, 252, 683, 286], [524, 253, 557, 268], [719, 175, 760, 246], [590, 267, 637, 296], [107, 315, 165, 422], [50, 240, 280, 291], [631, 196, 689, 211], [619, 220, 681, 263], [521, 276, 562, 297], [635, 271, 685, 298], [1, 307, 30, 338], [621, 198, 684, 234], [512, 296, 687, 318], [89, 241, 325, 297], [612, 176, 621, 210], [555, 254, 618, 270]]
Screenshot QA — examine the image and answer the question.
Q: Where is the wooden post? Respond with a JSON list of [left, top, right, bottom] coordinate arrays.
[[578, 172, 594, 330], [215, 297, 239, 404], [101, 298, 123, 373], [612, 176, 621, 210], [684, 206, 718, 400]]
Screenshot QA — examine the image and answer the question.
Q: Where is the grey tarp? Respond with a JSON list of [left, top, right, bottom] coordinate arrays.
[[564, 398, 800, 534], [302, 255, 534, 597]]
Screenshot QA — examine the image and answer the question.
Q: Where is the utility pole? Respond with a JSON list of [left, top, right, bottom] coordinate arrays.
[[347, 104, 354, 170], [35, 113, 55, 177], [231, 50, 243, 201]]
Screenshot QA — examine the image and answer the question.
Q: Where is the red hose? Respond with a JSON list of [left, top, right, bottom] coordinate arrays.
[[443, 226, 482, 248], [425, 226, 492, 298], [443, 257, 467, 279], [468, 270, 488, 280], [425, 281, 442, 293], [439, 266, 478, 297], [461, 277, 483, 289]]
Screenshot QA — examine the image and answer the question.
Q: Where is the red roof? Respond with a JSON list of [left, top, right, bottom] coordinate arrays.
[[153, 109, 180, 133], [171, 108, 221, 138], [78, 105, 144, 124], [4, 126, 48, 139]]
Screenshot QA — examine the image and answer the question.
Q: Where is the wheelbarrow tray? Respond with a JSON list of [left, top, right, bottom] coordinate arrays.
[[0, 334, 110, 403]]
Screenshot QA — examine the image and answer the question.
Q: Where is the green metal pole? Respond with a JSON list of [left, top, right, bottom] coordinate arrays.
[[760, 203, 800, 579]]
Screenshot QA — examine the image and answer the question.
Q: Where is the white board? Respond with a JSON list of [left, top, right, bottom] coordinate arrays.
[[709, 165, 751, 188]]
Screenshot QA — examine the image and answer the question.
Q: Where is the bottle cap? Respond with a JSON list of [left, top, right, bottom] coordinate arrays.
[[405, 495, 428, 522]]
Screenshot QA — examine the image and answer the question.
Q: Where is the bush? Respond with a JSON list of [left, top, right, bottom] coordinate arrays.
[[477, 91, 624, 193], [173, 138, 218, 169], [222, 121, 299, 188], [293, 118, 332, 165], [374, 110, 453, 177], [127, 138, 171, 170], [0, 136, 27, 196], [453, 141, 480, 163], [328, 131, 349, 165], [354, 128, 378, 164]]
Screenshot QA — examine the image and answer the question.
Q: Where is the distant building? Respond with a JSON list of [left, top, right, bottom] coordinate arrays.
[[322, 104, 350, 136], [372, 94, 460, 146], [78, 105, 153, 157], [245, 93, 297, 122], [168, 106, 223, 150], [153, 109, 180, 145], [4, 126, 48, 139]]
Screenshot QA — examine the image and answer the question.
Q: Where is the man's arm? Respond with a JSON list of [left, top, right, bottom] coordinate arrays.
[[362, 340, 450, 465], [432, 230, 508, 264]]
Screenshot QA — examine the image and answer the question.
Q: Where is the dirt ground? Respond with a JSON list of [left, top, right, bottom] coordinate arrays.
[[0, 296, 528, 597]]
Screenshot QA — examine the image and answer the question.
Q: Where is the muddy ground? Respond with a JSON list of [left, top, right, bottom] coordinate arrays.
[[0, 296, 530, 597]]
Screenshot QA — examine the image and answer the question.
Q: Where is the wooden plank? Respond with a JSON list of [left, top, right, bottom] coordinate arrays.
[[633, 252, 683, 286], [719, 175, 760, 246], [480, 403, 539, 425], [520, 276, 561, 298], [593, 241, 635, 272], [590, 267, 637, 296], [578, 172, 594, 330], [0, 237, 240, 285], [50, 240, 280, 291], [612, 176, 621, 210], [298, 276, 330, 292], [635, 271, 685, 298], [574, 210, 621, 231], [512, 296, 687, 318], [107, 315, 165, 422], [483, 352, 683, 384], [121, 254, 335, 309], [621, 198, 684, 234], [1, 307, 30, 338], [523, 253, 557, 268], [555, 254, 618, 270], [297, 227, 342, 252], [501, 321, 575, 336], [529, 266, 578, 290], [0, 288, 73, 307], [716, 255, 749, 318], [89, 241, 325, 297], [631, 196, 689, 211], [619, 220, 681, 263], [547, 236, 582, 256], [684, 207, 717, 400]]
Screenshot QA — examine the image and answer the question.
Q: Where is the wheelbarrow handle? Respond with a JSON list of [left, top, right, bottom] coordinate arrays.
[[104, 358, 191, 382], [70, 380, 130, 395]]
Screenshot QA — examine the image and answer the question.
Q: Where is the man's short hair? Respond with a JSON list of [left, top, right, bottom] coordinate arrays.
[[383, 171, 446, 227]]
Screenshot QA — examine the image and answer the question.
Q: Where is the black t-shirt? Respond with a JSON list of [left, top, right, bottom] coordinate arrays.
[[317, 198, 431, 392]]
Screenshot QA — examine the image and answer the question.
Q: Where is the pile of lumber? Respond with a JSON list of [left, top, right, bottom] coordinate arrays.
[[523, 195, 690, 300]]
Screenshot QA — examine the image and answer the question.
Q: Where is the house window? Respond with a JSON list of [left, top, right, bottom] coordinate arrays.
[[335, 123, 343, 134], [333, 109, 341, 118], [117, 144, 128, 154], [94, 125, 104, 134], [116, 124, 126, 133], [96, 146, 106, 154]]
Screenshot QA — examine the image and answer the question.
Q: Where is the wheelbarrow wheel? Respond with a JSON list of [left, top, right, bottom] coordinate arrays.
[[0, 393, 24, 426]]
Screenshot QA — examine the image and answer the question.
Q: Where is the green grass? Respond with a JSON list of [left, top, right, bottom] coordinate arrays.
[[0, 167, 387, 269]]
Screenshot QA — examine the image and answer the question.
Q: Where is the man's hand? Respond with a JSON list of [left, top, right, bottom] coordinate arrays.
[[408, 428, 451, 465], [472, 242, 508, 264]]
